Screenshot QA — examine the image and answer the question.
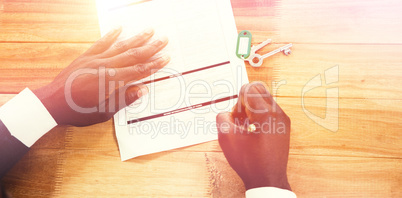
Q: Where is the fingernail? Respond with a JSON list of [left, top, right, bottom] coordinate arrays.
[[112, 26, 122, 33], [158, 36, 169, 45], [142, 27, 154, 35], [105, 26, 121, 37], [160, 55, 171, 64], [137, 86, 149, 98]]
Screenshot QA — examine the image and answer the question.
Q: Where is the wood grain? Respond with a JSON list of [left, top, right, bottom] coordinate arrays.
[[236, 0, 402, 44], [275, 0, 402, 44], [248, 44, 402, 99], [0, 0, 99, 42], [2, 43, 402, 100], [208, 152, 402, 198], [1, 0, 401, 197], [1, 0, 402, 44], [1, 95, 396, 158], [64, 97, 402, 158], [2, 93, 400, 196], [0, 43, 91, 93], [2, 149, 64, 198], [4, 149, 401, 198]]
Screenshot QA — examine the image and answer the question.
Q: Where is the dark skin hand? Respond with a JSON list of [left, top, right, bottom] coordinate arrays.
[[33, 27, 170, 126], [0, 27, 169, 197], [216, 82, 292, 191]]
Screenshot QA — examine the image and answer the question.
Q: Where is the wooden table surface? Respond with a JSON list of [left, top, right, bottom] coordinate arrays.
[[1, 0, 401, 197]]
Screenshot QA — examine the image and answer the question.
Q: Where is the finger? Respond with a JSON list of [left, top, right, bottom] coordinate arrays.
[[236, 82, 275, 123], [252, 82, 273, 105], [104, 84, 149, 118], [232, 83, 266, 118], [246, 82, 287, 116], [85, 27, 123, 55], [118, 85, 149, 111], [217, 112, 234, 134], [105, 36, 169, 68], [114, 55, 170, 83], [216, 111, 251, 149], [217, 112, 235, 145], [239, 82, 272, 106], [244, 83, 273, 121], [216, 112, 249, 136], [232, 91, 246, 121], [101, 28, 155, 58]]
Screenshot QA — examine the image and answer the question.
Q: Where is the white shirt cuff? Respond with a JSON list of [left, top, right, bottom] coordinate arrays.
[[246, 187, 297, 198], [0, 88, 57, 147]]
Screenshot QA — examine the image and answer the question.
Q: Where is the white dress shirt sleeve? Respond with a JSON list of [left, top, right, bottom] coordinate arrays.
[[246, 187, 297, 198], [0, 88, 57, 147]]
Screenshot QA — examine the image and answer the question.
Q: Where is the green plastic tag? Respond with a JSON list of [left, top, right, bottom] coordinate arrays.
[[236, 30, 252, 59]]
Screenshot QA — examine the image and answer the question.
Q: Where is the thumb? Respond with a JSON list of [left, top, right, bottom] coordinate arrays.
[[114, 85, 149, 112], [216, 112, 233, 147], [126, 85, 149, 105], [216, 111, 248, 140], [217, 112, 233, 134]]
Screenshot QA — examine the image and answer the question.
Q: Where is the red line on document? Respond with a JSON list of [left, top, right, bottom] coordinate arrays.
[[135, 61, 230, 85], [127, 94, 238, 125]]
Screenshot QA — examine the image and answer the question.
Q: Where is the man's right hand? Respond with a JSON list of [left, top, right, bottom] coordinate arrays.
[[216, 82, 292, 191]]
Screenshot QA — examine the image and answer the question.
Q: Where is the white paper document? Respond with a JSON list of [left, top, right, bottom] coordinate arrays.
[[96, 0, 248, 161]]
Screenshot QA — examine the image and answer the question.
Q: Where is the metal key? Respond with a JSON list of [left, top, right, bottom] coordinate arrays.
[[247, 40, 293, 67]]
